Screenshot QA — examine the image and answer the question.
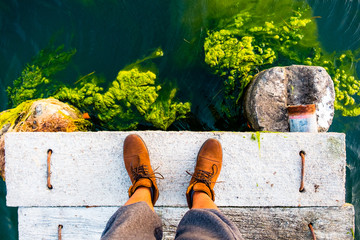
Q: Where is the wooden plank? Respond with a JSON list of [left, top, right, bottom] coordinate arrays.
[[6, 132, 346, 207], [18, 205, 355, 240]]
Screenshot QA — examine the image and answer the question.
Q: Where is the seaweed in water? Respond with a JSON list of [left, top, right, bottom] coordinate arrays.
[[7, 45, 76, 107], [204, 4, 360, 117], [7, 46, 191, 130], [55, 66, 191, 130]]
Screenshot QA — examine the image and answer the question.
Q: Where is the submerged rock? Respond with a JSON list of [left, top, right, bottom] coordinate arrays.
[[0, 98, 91, 179], [244, 65, 335, 132]]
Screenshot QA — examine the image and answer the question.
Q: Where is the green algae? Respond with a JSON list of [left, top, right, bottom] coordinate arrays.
[[250, 132, 262, 159], [251, 132, 261, 150], [309, 51, 360, 116], [256, 132, 261, 150], [0, 101, 33, 130], [7, 45, 190, 130], [30, 45, 77, 78], [7, 45, 76, 107], [144, 89, 191, 130], [204, 2, 360, 117], [251, 133, 256, 141], [347, 228, 355, 239], [55, 67, 191, 130]]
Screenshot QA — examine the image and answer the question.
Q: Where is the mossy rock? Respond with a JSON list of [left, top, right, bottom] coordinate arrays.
[[0, 98, 92, 180]]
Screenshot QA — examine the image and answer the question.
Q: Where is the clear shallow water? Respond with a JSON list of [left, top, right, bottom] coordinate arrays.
[[0, 0, 360, 239]]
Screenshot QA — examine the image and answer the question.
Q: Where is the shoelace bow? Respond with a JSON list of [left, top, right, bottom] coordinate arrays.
[[186, 164, 219, 187], [131, 164, 164, 182]]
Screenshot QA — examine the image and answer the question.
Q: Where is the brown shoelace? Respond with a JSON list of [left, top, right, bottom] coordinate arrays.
[[131, 164, 164, 182], [186, 164, 219, 187]]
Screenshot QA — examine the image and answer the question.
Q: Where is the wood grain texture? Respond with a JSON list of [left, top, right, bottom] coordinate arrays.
[[18, 205, 354, 240], [6, 131, 346, 207]]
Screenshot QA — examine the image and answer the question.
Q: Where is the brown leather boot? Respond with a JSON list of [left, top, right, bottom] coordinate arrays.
[[123, 134, 162, 205], [186, 138, 222, 208]]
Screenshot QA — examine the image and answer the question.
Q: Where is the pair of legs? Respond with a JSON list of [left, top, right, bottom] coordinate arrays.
[[101, 134, 243, 240], [125, 188, 217, 211]]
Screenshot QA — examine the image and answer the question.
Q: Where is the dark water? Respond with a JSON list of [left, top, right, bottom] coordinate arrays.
[[1, 0, 360, 239]]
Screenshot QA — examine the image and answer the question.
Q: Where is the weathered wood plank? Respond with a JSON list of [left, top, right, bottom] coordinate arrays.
[[18, 205, 354, 240], [6, 132, 346, 207]]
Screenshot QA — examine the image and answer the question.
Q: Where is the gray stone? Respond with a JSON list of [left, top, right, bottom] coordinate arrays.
[[244, 65, 335, 132]]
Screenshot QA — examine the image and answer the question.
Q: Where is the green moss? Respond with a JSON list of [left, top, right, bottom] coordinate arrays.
[[347, 228, 355, 239], [7, 45, 76, 107], [54, 49, 190, 130], [55, 66, 190, 130], [251, 133, 256, 141], [204, 3, 360, 117], [310, 51, 360, 116], [0, 101, 33, 130], [7, 45, 190, 131], [256, 131, 261, 150], [7, 65, 50, 107], [31, 45, 76, 78], [144, 89, 191, 130], [251, 132, 261, 150], [251, 132, 261, 151]]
